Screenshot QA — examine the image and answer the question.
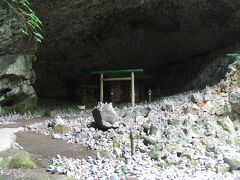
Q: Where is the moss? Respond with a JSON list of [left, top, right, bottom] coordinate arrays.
[[162, 161, 170, 169], [7, 152, 37, 169], [148, 149, 160, 160], [53, 125, 71, 134], [99, 150, 112, 159]]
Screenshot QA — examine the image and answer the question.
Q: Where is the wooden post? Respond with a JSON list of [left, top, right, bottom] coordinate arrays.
[[131, 72, 135, 107], [100, 73, 103, 102], [130, 131, 135, 156]]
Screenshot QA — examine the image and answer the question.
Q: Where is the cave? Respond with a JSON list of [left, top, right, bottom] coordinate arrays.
[[32, 0, 240, 105]]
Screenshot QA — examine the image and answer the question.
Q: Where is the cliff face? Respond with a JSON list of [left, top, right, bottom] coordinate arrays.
[[0, 1, 37, 114], [33, 0, 240, 99], [35, 0, 240, 68]]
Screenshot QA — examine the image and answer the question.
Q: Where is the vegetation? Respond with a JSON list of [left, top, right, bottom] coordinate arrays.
[[99, 149, 112, 159], [4, 0, 43, 43], [227, 53, 240, 70], [0, 151, 37, 169]]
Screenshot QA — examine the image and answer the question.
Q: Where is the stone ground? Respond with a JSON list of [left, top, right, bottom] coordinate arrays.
[[0, 117, 96, 179], [1, 63, 240, 179]]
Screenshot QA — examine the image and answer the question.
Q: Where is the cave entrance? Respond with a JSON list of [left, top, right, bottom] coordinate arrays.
[[92, 69, 144, 106], [34, 2, 238, 108]]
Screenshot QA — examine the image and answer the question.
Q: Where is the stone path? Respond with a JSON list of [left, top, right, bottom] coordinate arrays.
[[0, 127, 23, 152], [16, 131, 96, 166]]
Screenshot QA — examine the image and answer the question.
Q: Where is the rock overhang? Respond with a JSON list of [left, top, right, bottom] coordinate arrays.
[[34, 0, 240, 71], [31, 0, 240, 100]]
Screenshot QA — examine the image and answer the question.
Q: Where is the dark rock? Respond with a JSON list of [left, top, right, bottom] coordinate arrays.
[[92, 103, 120, 130]]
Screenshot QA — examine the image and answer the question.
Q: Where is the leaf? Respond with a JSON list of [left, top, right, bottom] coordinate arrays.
[[226, 53, 239, 57], [35, 37, 42, 43], [20, 28, 29, 35], [34, 32, 43, 39]]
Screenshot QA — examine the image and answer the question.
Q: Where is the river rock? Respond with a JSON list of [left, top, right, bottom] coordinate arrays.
[[161, 101, 174, 111], [202, 136, 218, 152], [229, 87, 240, 120], [224, 156, 240, 171], [191, 93, 203, 103], [54, 115, 65, 126], [143, 135, 157, 146], [215, 163, 230, 174], [202, 101, 216, 114], [148, 148, 160, 160], [134, 107, 151, 117], [217, 116, 235, 133]]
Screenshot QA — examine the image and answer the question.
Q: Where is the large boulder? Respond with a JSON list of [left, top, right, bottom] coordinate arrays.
[[0, 55, 37, 114], [92, 103, 120, 130]]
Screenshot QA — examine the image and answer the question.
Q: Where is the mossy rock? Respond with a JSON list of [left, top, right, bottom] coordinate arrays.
[[148, 149, 160, 160], [143, 135, 157, 146], [53, 125, 71, 134], [6, 152, 36, 169], [99, 149, 112, 159]]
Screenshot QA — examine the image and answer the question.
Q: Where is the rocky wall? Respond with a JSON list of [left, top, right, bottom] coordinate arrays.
[[0, 2, 37, 114]]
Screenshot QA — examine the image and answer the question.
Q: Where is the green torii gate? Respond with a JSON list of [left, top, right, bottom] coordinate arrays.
[[91, 69, 144, 107]]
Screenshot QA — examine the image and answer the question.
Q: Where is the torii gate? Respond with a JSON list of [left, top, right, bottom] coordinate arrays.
[[91, 69, 144, 107]]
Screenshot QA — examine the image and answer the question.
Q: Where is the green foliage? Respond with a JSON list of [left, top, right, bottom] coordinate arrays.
[[4, 0, 43, 43], [7, 152, 37, 169], [227, 53, 240, 70], [162, 161, 170, 169]]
